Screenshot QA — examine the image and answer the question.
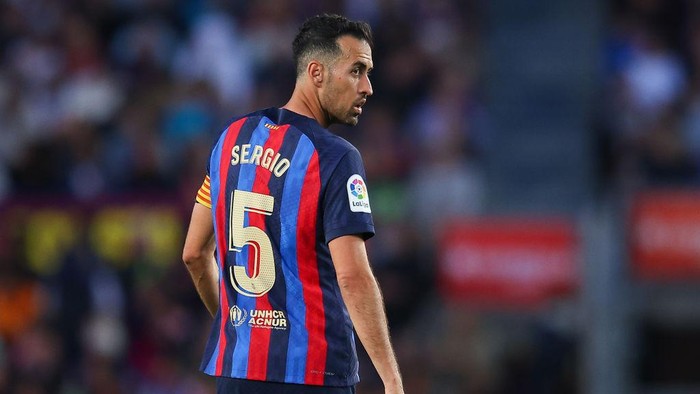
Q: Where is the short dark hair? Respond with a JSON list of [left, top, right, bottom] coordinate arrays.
[[292, 14, 373, 76]]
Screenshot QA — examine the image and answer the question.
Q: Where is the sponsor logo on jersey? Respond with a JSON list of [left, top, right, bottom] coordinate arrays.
[[230, 306, 288, 330], [347, 174, 371, 213], [248, 309, 288, 330]]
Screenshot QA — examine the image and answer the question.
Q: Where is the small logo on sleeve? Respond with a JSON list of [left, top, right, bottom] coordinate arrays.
[[347, 174, 371, 213]]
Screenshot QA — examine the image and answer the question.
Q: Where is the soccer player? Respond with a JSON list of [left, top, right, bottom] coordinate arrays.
[[182, 14, 404, 394]]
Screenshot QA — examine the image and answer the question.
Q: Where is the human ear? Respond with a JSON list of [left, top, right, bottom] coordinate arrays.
[[308, 61, 324, 87]]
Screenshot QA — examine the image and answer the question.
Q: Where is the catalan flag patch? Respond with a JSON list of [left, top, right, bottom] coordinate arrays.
[[195, 175, 212, 209]]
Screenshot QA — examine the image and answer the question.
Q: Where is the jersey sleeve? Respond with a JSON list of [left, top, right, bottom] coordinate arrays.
[[323, 148, 375, 243], [195, 175, 212, 209]]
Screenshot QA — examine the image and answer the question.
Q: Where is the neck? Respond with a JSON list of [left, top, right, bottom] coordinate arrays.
[[282, 81, 330, 128]]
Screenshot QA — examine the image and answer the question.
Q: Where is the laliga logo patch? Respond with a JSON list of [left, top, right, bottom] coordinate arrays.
[[350, 178, 366, 199], [347, 174, 371, 213]]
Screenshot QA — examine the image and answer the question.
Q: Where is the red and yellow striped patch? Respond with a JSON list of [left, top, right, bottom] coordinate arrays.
[[195, 175, 212, 209]]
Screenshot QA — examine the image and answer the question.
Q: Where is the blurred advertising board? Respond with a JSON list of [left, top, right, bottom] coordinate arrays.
[[630, 190, 700, 280], [438, 218, 579, 308], [0, 197, 186, 276]]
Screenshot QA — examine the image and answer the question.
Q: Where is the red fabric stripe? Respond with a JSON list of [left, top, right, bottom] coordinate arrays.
[[246, 124, 290, 381], [214, 117, 247, 375], [296, 152, 326, 385]]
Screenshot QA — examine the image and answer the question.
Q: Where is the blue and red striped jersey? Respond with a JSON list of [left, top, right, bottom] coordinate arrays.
[[196, 108, 374, 386]]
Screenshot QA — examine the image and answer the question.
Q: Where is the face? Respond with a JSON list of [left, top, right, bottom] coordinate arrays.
[[319, 35, 374, 126]]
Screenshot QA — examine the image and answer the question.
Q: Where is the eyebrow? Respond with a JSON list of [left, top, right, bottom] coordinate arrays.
[[352, 61, 373, 72]]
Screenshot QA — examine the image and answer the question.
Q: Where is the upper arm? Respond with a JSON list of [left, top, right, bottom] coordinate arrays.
[[328, 234, 373, 282], [322, 148, 375, 243], [183, 203, 215, 261]]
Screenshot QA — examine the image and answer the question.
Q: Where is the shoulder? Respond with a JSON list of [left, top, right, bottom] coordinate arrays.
[[311, 129, 357, 156], [306, 130, 365, 180]]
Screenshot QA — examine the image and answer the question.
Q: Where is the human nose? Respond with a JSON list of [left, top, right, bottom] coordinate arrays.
[[360, 74, 373, 97]]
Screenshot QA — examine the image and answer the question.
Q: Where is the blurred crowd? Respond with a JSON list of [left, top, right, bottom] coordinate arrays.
[[3, 0, 700, 392], [598, 0, 700, 194]]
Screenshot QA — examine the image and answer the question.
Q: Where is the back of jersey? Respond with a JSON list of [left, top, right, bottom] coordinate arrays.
[[199, 107, 374, 387]]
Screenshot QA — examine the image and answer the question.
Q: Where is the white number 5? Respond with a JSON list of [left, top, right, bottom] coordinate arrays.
[[229, 190, 275, 297]]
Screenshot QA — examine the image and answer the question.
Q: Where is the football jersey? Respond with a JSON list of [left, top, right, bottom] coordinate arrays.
[[195, 108, 375, 386]]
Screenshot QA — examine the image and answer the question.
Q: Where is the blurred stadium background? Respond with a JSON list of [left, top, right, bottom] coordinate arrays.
[[2, 0, 700, 392]]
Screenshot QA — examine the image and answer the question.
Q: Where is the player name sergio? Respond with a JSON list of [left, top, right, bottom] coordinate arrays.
[[230, 143, 291, 177]]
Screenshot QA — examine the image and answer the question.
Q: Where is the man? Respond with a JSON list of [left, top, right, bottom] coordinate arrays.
[[182, 14, 404, 394]]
